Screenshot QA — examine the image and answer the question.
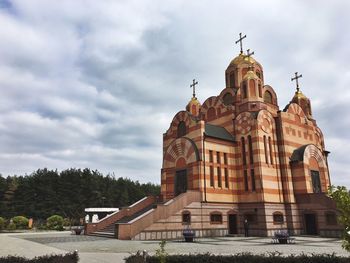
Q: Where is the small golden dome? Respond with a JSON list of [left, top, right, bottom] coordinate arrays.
[[186, 97, 201, 117], [242, 69, 259, 81], [292, 90, 307, 100], [229, 53, 256, 66], [189, 97, 201, 105]]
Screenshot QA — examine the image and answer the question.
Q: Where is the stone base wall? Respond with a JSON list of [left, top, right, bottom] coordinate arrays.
[[130, 199, 342, 240]]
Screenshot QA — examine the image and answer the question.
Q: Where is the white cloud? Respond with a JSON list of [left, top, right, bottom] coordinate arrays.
[[0, 0, 349, 188]]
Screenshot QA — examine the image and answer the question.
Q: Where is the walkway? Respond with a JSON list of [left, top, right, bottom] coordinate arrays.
[[0, 231, 348, 263]]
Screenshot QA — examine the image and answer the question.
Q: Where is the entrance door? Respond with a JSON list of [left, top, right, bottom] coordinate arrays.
[[304, 213, 318, 235], [228, 214, 238, 235], [174, 169, 187, 196]]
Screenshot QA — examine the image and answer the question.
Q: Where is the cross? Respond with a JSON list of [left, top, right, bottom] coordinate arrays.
[[291, 72, 303, 92], [235, 32, 247, 54], [190, 79, 198, 98], [246, 49, 254, 58]]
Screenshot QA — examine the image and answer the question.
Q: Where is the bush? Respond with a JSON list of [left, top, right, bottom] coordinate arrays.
[[12, 216, 29, 229], [63, 218, 71, 227], [46, 215, 64, 231], [0, 217, 5, 231], [125, 253, 350, 263], [6, 222, 16, 231], [0, 251, 78, 263]]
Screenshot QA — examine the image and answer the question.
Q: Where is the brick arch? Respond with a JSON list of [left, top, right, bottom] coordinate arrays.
[[167, 111, 192, 137], [163, 137, 200, 169], [263, 85, 278, 105], [286, 103, 306, 119], [218, 87, 235, 107], [303, 144, 327, 169]]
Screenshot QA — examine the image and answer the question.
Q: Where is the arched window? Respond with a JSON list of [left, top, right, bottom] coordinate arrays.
[[251, 169, 256, 191], [264, 91, 272, 104], [268, 137, 273, 165], [229, 73, 235, 88], [177, 121, 186, 138], [256, 70, 261, 79], [223, 93, 234, 106], [242, 82, 248, 98], [210, 212, 223, 224], [263, 136, 268, 163], [248, 135, 254, 164], [207, 107, 216, 121], [258, 83, 262, 98], [273, 212, 284, 224], [241, 137, 247, 166], [182, 211, 191, 225], [244, 170, 248, 191]]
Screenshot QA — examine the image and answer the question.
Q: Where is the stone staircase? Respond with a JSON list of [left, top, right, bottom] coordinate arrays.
[[85, 196, 157, 238], [85, 191, 201, 240], [89, 203, 156, 238]]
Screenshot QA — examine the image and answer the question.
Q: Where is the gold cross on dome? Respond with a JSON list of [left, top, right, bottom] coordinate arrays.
[[190, 79, 198, 98], [291, 72, 303, 92], [235, 32, 247, 54], [246, 49, 255, 58]]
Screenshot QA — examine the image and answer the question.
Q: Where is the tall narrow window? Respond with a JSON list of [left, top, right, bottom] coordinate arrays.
[[217, 167, 222, 188], [209, 150, 213, 163], [241, 137, 246, 166], [242, 83, 248, 98], [224, 153, 228, 165], [268, 137, 273, 165], [210, 166, 214, 187], [244, 170, 249, 191], [311, 170, 321, 193], [264, 136, 268, 163], [224, 168, 229, 188], [217, 152, 220, 164], [258, 83, 262, 97], [264, 91, 272, 104], [229, 73, 235, 88], [248, 135, 254, 164], [177, 121, 186, 138], [251, 169, 256, 191]]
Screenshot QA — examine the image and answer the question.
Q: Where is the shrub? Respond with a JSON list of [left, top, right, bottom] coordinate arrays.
[[0, 217, 5, 231], [7, 222, 16, 231], [125, 253, 350, 263], [12, 216, 29, 229], [46, 215, 64, 231], [63, 218, 71, 227], [0, 251, 78, 263]]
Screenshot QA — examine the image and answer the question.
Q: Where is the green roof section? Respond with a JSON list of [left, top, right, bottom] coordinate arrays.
[[205, 123, 235, 142]]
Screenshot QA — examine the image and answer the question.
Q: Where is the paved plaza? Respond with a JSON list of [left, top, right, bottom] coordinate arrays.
[[0, 231, 348, 263]]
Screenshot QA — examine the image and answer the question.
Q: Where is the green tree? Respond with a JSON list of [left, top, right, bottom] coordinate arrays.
[[328, 185, 350, 251]]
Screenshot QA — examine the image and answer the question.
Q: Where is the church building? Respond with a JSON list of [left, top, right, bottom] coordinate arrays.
[[85, 35, 342, 239]]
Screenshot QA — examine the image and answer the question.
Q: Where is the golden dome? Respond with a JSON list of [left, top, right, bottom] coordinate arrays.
[[229, 53, 256, 66], [186, 97, 201, 117], [242, 69, 259, 81], [292, 90, 308, 100], [189, 96, 201, 105]]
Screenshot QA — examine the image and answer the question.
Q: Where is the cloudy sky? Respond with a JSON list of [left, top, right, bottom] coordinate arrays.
[[0, 0, 349, 188]]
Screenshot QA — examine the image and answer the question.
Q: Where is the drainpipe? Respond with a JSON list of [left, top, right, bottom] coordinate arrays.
[[202, 132, 207, 202]]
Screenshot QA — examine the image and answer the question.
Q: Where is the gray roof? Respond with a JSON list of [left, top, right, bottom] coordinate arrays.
[[290, 144, 311, 162], [205, 123, 235, 142]]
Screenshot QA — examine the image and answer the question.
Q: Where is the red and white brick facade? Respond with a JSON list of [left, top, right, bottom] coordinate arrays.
[[152, 51, 342, 238]]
